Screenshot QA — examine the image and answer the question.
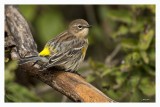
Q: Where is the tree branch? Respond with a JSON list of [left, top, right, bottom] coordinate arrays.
[[5, 5, 115, 102]]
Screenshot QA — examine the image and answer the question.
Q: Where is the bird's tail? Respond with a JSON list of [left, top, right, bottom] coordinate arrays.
[[19, 56, 42, 65]]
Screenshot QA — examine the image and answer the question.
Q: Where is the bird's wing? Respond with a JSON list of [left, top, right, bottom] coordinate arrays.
[[46, 31, 79, 54], [44, 40, 87, 69]]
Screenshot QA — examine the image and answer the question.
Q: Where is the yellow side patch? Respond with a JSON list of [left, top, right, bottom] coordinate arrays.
[[39, 46, 51, 56], [81, 47, 87, 57]]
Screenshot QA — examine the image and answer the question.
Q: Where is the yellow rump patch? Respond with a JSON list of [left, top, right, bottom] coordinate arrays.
[[39, 46, 51, 56]]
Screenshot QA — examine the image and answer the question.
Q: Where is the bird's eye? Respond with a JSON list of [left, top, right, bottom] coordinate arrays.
[[78, 25, 83, 29]]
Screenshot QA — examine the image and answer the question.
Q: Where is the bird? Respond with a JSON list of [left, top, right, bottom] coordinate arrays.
[[19, 19, 91, 73]]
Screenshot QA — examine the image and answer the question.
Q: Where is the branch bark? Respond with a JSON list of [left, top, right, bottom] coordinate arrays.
[[5, 5, 115, 102]]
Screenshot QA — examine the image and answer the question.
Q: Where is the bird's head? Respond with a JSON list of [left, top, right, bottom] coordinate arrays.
[[68, 19, 91, 38]]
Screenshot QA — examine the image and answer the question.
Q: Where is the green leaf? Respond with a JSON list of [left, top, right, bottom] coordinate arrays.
[[99, 6, 133, 24], [148, 48, 155, 65], [147, 5, 155, 14], [121, 38, 138, 50], [143, 65, 155, 76], [5, 83, 42, 102], [5, 61, 18, 82], [105, 90, 120, 101], [113, 25, 129, 38], [116, 73, 127, 85], [138, 29, 154, 50], [129, 89, 142, 102], [120, 63, 132, 72], [139, 77, 155, 96], [140, 51, 149, 64], [86, 75, 95, 82], [101, 69, 112, 77], [125, 52, 141, 65], [130, 74, 140, 88], [129, 22, 144, 33]]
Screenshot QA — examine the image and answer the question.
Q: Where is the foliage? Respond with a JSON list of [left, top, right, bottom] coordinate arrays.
[[5, 5, 155, 102], [5, 61, 42, 102], [87, 5, 155, 102]]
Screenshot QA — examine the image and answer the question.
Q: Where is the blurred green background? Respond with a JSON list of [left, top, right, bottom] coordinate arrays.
[[5, 5, 155, 102]]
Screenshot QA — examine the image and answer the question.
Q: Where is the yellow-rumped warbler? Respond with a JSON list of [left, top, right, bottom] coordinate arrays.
[[20, 19, 91, 72]]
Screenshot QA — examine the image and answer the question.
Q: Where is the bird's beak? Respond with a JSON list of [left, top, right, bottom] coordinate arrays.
[[84, 25, 92, 28]]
